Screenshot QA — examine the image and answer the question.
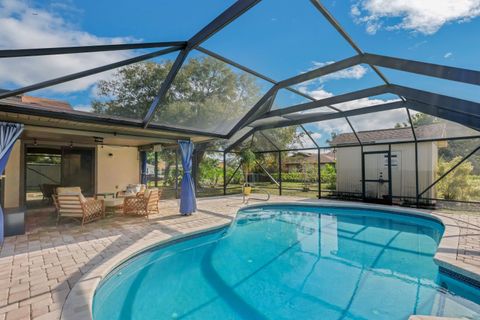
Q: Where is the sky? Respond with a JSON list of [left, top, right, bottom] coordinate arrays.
[[0, 0, 479, 144]]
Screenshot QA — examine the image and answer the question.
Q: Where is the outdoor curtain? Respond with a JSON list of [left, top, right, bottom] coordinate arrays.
[[179, 140, 196, 215], [0, 122, 24, 243]]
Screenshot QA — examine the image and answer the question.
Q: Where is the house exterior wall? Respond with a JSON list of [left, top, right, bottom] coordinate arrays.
[[3, 143, 140, 209], [335, 146, 362, 195], [335, 142, 437, 199], [418, 142, 438, 199], [4, 141, 22, 208], [96, 145, 139, 194]]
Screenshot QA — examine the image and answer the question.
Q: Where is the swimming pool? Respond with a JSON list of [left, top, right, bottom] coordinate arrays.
[[93, 205, 480, 319]]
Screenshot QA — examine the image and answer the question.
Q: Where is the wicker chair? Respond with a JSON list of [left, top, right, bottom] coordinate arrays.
[[40, 184, 59, 203], [56, 187, 104, 226], [123, 188, 160, 218], [116, 184, 147, 198], [52, 194, 59, 216]]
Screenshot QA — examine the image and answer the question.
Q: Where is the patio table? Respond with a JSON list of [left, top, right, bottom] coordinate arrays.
[[103, 198, 124, 215], [95, 192, 116, 199]]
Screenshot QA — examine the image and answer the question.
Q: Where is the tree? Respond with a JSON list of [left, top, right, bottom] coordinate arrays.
[[239, 148, 256, 186], [92, 56, 261, 132], [396, 113, 437, 128], [396, 113, 480, 174], [327, 131, 338, 145], [92, 61, 173, 119], [26, 154, 61, 164], [199, 156, 223, 188], [92, 55, 306, 189], [436, 157, 480, 200]]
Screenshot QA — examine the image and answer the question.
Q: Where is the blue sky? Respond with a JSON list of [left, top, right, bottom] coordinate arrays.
[[0, 0, 479, 143]]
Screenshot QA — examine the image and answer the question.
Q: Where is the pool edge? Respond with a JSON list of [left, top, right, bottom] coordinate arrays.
[[60, 222, 232, 320], [61, 200, 480, 320]]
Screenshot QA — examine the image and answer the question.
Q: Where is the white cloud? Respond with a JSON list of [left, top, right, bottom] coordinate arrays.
[[444, 52, 453, 58], [408, 40, 428, 51], [306, 61, 368, 83], [295, 132, 319, 148], [73, 104, 93, 112], [294, 61, 369, 102], [297, 83, 403, 135], [351, 0, 480, 35], [295, 60, 402, 131], [334, 96, 400, 111], [328, 96, 405, 133], [0, 0, 137, 93], [350, 108, 408, 131], [310, 132, 322, 140], [297, 86, 333, 100], [315, 118, 351, 136], [289, 131, 322, 149]]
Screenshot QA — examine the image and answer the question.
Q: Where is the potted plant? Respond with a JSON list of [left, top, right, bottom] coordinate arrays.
[[239, 148, 256, 196]]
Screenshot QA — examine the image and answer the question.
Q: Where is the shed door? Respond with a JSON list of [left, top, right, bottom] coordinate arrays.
[[363, 151, 392, 204]]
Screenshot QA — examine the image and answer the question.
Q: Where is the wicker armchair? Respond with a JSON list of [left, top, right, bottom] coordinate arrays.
[[56, 187, 104, 226], [52, 194, 59, 216], [116, 184, 147, 198], [123, 188, 160, 218]]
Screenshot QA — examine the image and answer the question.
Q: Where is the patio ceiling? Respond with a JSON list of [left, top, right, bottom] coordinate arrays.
[[21, 128, 172, 148], [0, 107, 213, 147], [0, 0, 478, 150]]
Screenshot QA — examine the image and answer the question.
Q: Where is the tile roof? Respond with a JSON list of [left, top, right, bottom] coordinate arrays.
[[20, 95, 72, 110], [285, 151, 336, 164], [0, 92, 73, 111], [330, 123, 447, 146]]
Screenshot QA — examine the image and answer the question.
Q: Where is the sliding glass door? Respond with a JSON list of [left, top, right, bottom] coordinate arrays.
[[62, 148, 95, 196]]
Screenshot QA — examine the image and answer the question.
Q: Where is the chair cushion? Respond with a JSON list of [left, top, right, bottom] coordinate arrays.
[[126, 184, 140, 194], [124, 190, 136, 197], [144, 188, 151, 198], [145, 188, 159, 200], [57, 187, 86, 203], [57, 187, 81, 195], [58, 211, 83, 217]]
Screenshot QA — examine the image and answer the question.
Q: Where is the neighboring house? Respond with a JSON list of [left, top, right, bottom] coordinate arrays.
[[284, 151, 336, 173], [330, 124, 448, 202]]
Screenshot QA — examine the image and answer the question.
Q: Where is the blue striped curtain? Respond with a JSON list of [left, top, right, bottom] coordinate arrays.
[[0, 123, 24, 243], [179, 140, 196, 215]]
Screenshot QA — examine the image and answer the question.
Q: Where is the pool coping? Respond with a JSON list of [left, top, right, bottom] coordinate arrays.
[[61, 200, 480, 320]]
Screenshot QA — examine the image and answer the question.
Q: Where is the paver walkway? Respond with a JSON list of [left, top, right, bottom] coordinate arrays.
[[0, 196, 478, 320]]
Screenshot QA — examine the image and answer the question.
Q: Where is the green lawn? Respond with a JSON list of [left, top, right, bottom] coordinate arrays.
[[149, 181, 336, 200]]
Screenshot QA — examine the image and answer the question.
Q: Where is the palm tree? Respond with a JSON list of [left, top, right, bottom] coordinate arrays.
[[239, 148, 256, 191]]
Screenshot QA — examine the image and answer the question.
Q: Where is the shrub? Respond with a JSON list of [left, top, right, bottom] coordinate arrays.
[[321, 164, 336, 190], [199, 157, 223, 188], [436, 157, 480, 201]]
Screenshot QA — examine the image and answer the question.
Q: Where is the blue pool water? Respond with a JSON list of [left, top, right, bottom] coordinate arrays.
[[93, 205, 480, 320]]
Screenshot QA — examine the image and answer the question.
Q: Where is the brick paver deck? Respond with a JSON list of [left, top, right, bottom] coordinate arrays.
[[0, 196, 478, 320], [453, 213, 480, 268]]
